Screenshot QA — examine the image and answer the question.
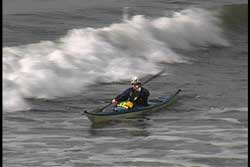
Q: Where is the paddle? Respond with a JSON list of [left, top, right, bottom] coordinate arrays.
[[92, 70, 165, 112], [140, 70, 165, 86]]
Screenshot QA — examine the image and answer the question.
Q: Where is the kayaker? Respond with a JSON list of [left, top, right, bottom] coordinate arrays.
[[111, 77, 150, 108]]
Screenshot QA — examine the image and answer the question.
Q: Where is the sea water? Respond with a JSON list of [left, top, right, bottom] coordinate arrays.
[[3, 0, 248, 166]]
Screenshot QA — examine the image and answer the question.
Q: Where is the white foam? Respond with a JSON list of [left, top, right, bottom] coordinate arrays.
[[3, 8, 229, 112], [208, 107, 248, 113], [151, 8, 230, 49]]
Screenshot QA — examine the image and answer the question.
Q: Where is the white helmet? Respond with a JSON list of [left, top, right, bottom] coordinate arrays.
[[130, 76, 141, 85]]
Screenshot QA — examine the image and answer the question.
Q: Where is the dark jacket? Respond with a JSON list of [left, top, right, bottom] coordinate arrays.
[[115, 87, 150, 106]]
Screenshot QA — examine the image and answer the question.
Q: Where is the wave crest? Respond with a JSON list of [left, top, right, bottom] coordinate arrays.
[[3, 8, 229, 112]]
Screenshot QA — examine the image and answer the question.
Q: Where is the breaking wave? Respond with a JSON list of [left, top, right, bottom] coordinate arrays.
[[3, 8, 229, 112]]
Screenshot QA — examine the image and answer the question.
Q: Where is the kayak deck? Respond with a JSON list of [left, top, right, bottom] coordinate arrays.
[[84, 89, 181, 123]]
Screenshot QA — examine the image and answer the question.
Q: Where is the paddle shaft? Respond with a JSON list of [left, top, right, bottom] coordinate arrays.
[[140, 70, 165, 86]]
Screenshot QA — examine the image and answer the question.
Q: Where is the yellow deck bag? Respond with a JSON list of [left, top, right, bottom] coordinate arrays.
[[117, 101, 134, 109]]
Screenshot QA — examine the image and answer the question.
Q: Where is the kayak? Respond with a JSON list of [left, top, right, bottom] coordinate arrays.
[[84, 89, 181, 123]]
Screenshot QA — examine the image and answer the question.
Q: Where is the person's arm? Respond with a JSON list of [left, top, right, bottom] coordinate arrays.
[[139, 88, 150, 105], [144, 88, 150, 97], [112, 88, 131, 104]]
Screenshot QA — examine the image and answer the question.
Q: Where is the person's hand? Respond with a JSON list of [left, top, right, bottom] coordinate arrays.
[[112, 99, 118, 105]]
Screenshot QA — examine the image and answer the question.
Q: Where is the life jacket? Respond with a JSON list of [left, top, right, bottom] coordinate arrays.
[[117, 101, 134, 109], [129, 89, 140, 103]]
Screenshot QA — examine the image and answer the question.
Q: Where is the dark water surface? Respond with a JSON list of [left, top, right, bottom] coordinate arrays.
[[3, 0, 248, 166]]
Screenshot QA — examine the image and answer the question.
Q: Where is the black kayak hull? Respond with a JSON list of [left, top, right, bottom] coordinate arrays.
[[84, 89, 181, 123]]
